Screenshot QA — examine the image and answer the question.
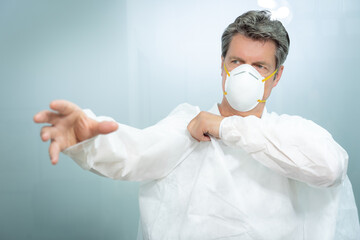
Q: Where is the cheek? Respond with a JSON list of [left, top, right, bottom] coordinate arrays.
[[263, 79, 275, 97], [222, 73, 226, 92], [264, 80, 270, 90]]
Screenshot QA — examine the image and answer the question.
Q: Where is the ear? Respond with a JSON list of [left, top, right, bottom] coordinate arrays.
[[273, 65, 284, 88]]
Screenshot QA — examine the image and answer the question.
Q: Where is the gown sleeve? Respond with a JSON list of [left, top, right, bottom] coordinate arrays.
[[63, 103, 200, 181], [219, 112, 348, 187]]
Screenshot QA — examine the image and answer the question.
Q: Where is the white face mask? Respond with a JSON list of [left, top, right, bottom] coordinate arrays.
[[224, 63, 277, 112]]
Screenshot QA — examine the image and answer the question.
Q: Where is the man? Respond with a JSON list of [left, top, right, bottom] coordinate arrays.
[[34, 10, 359, 239]]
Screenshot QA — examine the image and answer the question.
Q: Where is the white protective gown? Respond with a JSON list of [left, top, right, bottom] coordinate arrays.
[[63, 103, 360, 240]]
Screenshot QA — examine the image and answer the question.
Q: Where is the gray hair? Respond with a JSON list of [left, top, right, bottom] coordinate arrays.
[[221, 10, 290, 69]]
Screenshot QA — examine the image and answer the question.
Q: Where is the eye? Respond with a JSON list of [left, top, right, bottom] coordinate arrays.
[[231, 60, 240, 64], [254, 64, 269, 74]]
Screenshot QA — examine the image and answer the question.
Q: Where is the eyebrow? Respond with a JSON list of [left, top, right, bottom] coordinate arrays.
[[228, 56, 271, 68]]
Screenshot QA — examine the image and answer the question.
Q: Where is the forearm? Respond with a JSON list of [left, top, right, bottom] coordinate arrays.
[[63, 104, 200, 181], [219, 114, 348, 187]]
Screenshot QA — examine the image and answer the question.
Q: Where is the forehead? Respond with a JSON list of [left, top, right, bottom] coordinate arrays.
[[227, 34, 276, 66]]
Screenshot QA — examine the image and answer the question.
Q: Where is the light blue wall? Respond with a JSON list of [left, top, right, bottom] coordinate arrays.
[[1, 0, 359, 239]]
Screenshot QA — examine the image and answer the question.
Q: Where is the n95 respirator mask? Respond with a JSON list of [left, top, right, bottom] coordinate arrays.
[[224, 63, 277, 112]]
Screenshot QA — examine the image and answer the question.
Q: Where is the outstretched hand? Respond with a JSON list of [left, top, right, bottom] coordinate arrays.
[[33, 100, 118, 165]]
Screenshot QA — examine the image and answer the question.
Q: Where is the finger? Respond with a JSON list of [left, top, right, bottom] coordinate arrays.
[[187, 120, 194, 133], [187, 122, 200, 141], [34, 110, 59, 124], [40, 126, 53, 142], [40, 126, 59, 142], [49, 141, 61, 165], [50, 100, 79, 116], [193, 133, 211, 142], [188, 125, 211, 142], [97, 121, 118, 135], [201, 134, 211, 142]]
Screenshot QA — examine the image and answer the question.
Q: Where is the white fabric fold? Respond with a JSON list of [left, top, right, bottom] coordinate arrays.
[[63, 103, 359, 239]]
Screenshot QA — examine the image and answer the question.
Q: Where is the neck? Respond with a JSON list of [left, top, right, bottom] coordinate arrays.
[[218, 96, 265, 118]]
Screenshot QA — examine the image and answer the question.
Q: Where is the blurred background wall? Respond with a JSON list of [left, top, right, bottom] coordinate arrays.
[[1, 0, 359, 239]]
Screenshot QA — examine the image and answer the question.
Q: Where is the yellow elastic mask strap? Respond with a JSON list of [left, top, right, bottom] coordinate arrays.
[[224, 63, 230, 77], [262, 69, 278, 82], [223, 63, 230, 95], [258, 69, 278, 103]]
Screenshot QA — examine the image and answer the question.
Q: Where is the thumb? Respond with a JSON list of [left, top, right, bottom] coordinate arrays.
[[96, 121, 119, 135]]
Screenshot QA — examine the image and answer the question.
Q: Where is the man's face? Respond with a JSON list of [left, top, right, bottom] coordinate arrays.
[[221, 33, 283, 107]]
